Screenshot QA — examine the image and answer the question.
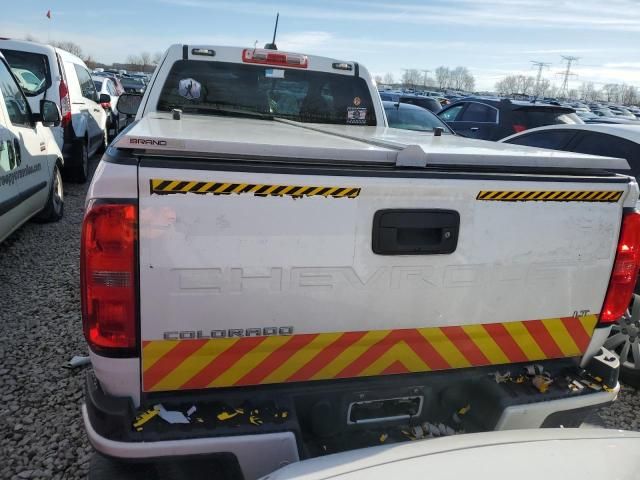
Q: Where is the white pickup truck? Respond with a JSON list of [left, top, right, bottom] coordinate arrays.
[[82, 45, 640, 480]]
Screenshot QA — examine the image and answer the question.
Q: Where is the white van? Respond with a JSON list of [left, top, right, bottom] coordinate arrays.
[[0, 39, 108, 183], [0, 52, 64, 243]]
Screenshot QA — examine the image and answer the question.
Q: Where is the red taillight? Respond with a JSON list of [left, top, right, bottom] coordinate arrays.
[[81, 202, 138, 353], [600, 211, 640, 324], [100, 102, 111, 109], [513, 124, 527, 133], [242, 48, 308, 68], [59, 80, 71, 128]]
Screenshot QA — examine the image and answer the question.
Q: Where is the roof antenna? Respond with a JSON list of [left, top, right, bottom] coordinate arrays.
[[264, 12, 279, 50]]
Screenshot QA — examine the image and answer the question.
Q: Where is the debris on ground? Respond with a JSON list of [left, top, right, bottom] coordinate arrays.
[[65, 355, 91, 369]]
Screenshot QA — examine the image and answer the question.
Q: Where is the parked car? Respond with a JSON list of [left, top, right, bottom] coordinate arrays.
[[120, 76, 145, 94], [0, 51, 64, 243], [264, 429, 640, 480], [592, 107, 621, 119], [502, 123, 640, 387], [438, 98, 582, 140], [93, 71, 125, 95], [609, 107, 638, 120], [501, 123, 640, 179], [576, 110, 638, 124], [93, 76, 126, 140], [383, 100, 452, 132], [0, 39, 110, 183], [379, 92, 442, 113]]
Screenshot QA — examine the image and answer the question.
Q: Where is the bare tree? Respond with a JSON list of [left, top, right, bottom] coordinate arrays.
[[383, 72, 395, 85], [152, 52, 163, 65], [127, 54, 142, 66], [620, 84, 638, 105], [84, 55, 98, 70], [537, 78, 551, 97], [448, 67, 474, 91], [435, 66, 450, 90], [374, 75, 383, 84], [495, 75, 535, 96], [495, 76, 516, 95], [50, 40, 83, 58], [602, 84, 619, 102], [545, 84, 559, 99], [401, 69, 423, 89], [516, 75, 536, 95], [579, 82, 598, 102], [140, 52, 152, 71], [462, 71, 475, 91]]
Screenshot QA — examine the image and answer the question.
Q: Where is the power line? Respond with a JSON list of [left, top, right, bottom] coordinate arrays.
[[531, 61, 551, 97], [557, 56, 579, 98]]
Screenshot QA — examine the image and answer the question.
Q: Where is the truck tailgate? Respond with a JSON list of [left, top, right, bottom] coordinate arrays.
[[138, 164, 626, 393]]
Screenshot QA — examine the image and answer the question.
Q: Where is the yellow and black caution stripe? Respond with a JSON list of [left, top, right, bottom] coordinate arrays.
[[477, 190, 623, 203], [150, 179, 360, 199]]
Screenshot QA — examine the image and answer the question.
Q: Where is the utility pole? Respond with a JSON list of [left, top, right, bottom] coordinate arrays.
[[531, 61, 551, 97], [422, 69, 431, 87], [557, 56, 579, 99]]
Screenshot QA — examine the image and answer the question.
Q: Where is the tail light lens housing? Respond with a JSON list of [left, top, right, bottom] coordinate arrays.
[[100, 102, 111, 109], [512, 124, 527, 133], [59, 80, 71, 128], [600, 211, 640, 324], [81, 201, 138, 356]]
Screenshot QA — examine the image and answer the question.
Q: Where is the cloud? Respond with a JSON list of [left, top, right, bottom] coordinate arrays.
[[603, 62, 640, 70], [160, 0, 640, 32]]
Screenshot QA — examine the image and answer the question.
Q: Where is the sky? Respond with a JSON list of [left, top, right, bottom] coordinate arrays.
[[1, 0, 639, 90]]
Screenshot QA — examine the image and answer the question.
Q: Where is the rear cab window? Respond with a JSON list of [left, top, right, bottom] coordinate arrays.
[[156, 59, 377, 125], [0, 49, 51, 97]]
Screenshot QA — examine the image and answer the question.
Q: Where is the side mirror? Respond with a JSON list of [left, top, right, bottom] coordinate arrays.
[[117, 93, 143, 116], [39, 99, 61, 127], [99, 93, 111, 105]]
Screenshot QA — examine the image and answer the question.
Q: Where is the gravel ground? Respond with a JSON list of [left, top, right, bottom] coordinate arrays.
[[0, 155, 639, 480], [600, 384, 640, 430], [0, 159, 97, 480]]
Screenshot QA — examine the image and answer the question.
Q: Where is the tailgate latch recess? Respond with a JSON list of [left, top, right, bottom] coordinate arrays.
[[395, 144, 428, 168]]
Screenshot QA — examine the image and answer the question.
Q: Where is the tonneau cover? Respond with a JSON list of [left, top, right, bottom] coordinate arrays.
[[116, 112, 630, 171]]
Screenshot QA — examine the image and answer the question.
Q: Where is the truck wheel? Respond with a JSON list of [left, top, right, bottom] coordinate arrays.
[[34, 163, 64, 222], [71, 139, 89, 183], [603, 294, 640, 388], [88, 454, 156, 480]]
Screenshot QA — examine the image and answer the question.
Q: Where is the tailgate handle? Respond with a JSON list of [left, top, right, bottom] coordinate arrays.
[[372, 209, 459, 255]]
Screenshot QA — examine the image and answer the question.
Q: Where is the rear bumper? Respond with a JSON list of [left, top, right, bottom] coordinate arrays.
[[496, 382, 618, 429], [84, 356, 619, 479], [82, 405, 299, 480], [83, 388, 617, 480]]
